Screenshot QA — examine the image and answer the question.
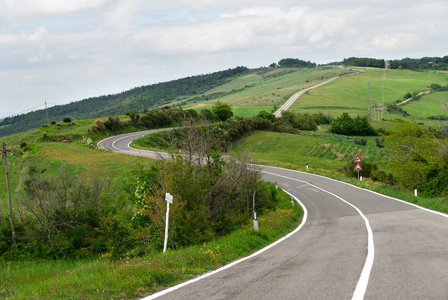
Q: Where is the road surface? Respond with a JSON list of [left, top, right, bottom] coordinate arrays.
[[98, 131, 448, 299]]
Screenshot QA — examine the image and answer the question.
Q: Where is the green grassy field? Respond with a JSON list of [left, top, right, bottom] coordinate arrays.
[[190, 105, 275, 117], [289, 68, 448, 123], [185, 66, 352, 109], [233, 130, 393, 171]]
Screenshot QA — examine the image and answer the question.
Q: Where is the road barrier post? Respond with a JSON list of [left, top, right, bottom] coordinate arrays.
[[253, 211, 258, 232]]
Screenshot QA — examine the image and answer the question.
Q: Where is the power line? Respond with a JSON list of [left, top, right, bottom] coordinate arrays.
[[1, 102, 65, 120]]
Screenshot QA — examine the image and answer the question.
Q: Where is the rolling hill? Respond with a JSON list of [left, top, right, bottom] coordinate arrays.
[[0, 65, 351, 137]]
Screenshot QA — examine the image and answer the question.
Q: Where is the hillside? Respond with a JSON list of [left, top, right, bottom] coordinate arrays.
[[0, 66, 355, 138], [0, 67, 248, 137], [289, 68, 448, 125]]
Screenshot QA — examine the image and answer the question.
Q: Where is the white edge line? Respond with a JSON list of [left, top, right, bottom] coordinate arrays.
[[141, 190, 308, 300], [263, 165, 448, 220], [261, 170, 374, 300]]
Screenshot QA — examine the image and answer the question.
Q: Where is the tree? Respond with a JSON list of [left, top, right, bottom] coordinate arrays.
[[256, 110, 276, 122], [135, 126, 261, 249], [212, 101, 233, 121], [330, 113, 376, 136], [384, 118, 439, 188]]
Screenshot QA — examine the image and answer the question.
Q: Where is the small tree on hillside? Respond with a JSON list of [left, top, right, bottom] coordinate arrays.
[[212, 101, 233, 121]]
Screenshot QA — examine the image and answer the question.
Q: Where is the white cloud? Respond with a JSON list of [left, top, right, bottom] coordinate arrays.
[[2, 0, 108, 17], [0, 0, 447, 117]]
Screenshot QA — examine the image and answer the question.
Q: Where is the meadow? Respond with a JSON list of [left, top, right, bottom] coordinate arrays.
[[289, 68, 448, 123], [185, 66, 353, 110]]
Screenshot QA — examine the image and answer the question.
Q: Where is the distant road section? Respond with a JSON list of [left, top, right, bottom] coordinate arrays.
[[274, 76, 339, 117]]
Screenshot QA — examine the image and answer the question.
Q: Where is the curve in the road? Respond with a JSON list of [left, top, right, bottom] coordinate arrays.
[[261, 170, 374, 300], [98, 130, 448, 300], [143, 190, 308, 300]]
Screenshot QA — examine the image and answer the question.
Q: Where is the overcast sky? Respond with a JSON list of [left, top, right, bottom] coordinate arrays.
[[1, 0, 447, 118]]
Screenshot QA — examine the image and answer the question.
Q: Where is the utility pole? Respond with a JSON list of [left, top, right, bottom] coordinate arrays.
[[2, 142, 17, 248], [45, 101, 50, 125], [367, 80, 372, 121], [382, 66, 386, 120]]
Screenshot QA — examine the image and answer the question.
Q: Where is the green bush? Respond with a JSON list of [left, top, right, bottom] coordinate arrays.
[[330, 113, 376, 136], [354, 137, 367, 146], [375, 137, 385, 148], [422, 160, 448, 196]]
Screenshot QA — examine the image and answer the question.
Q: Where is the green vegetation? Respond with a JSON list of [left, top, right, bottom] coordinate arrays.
[[1, 186, 301, 299], [232, 121, 448, 210], [389, 56, 448, 70], [278, 58, 316, 68], [330, 113, 376, 136], [343, 57, 385, 68], [289, 68, 448, 124], [0, 67, 249, 137], [189, 66, 352, 108]]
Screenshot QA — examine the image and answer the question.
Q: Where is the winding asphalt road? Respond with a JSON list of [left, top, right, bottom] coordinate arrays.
[[98, 131, 448, 300]]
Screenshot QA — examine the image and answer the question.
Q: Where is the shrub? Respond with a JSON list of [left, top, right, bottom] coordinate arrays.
[[371, 170, 395, 185], [354, 138, 367, 146], [422, 161, 448, 197], [375, 137, 385, 148], [330, 113, 376, 136], [50, 120, 57, 125], [95, 119, 106, 131], [104, 116, 125, 130], [212, 101, 233, 121], [199, 109, 215, 121], [63, 117, 72, 123]]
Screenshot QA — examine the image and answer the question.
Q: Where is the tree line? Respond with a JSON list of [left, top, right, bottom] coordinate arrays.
[[388, 56, 448, 70], [274, 58, 317, 68], [342, 57, 385, 68]]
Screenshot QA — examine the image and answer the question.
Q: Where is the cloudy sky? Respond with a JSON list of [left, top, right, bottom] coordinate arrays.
[[1, 0, 447, 118]]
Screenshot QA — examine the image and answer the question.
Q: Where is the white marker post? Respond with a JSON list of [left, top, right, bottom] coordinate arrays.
[[163, 192, 173, 253], [306, 163, 308, 170], [253, 211, 258, 232], [291, 196, 295, 207], [414, 185, 418, 197]]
